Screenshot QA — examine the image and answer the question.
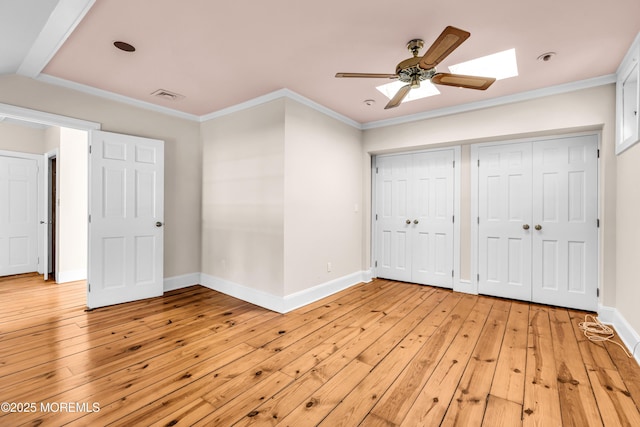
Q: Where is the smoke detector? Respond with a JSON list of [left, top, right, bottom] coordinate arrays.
[[150, 89, 185, 101]]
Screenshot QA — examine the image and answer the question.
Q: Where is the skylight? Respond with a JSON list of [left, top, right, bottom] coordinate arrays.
[[448, 48, 518, 80], [376, 80, 440, 103]]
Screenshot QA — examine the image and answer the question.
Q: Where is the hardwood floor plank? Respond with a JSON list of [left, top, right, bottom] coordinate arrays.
[[522, 306, 562, 427], [548, 307, 603, 427], [482, 394, 523, 427]]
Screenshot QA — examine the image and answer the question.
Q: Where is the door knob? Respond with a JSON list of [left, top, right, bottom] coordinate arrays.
[[535, 224, 542, 230], [155, 221, 164, 228], [522, 224, 530, 230], [40, 220, 47, 224], [413, 219, 419, 224], [406, 219, 411, 225]]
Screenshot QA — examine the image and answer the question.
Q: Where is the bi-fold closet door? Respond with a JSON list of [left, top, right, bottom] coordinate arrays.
[[375, 149, 455, 288], [477, 134, 598, 311]]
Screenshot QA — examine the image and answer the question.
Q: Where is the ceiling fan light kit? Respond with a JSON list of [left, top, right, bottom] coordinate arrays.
[[335, 26, 496, 109]]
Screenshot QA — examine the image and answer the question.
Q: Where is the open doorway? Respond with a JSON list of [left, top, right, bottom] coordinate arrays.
[[45, 154, 57, 280]]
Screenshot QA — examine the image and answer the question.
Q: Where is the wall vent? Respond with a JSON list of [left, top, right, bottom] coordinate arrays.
[[150, 89, 185, 101]]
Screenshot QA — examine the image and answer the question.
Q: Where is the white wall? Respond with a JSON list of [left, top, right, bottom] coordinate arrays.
[[363, 84, 617, 308], [0, 74, 202, 279], [57, 127, 87, 282], [283, 99, 363, 295], [201, 99, 286, 296]]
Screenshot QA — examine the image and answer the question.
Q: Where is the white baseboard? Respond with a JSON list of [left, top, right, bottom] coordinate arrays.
[[57, 269, 87, 283], [164, 272, 201, 292], [199, 270, 372, 314], [454, 279, 476, 295], [598, 304, 640, 364]]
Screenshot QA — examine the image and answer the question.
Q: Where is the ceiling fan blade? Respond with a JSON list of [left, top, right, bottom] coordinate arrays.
[[384, 84, 412, 109], [431, 73, 496, 90], [335, 72, 398, 79], [419, 26, 470, 69]]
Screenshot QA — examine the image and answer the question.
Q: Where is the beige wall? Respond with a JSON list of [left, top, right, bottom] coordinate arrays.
[[0, 121, 46, 154], [201, 99, 286, 295], [0, 75, 202, 278], [283, 99, 363, 294], [363, 84, 617, 307], [615, 141, 640, 337]]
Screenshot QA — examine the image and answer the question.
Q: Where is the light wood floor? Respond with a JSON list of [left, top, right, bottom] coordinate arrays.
[[1, 274, 639, 426]]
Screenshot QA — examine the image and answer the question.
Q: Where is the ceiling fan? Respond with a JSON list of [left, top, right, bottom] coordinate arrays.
[[335, 26, 496, 109]]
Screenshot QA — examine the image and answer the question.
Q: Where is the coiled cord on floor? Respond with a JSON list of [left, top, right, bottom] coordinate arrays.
[[578, 314, 632, 358]]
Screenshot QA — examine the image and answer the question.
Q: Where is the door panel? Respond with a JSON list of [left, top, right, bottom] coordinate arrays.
[[376, 150, 454, 288], [411, 151, 454, 287], [477, 135, 598, 311], [88, 131, 164, 309], [0, 156, 39, 276], [478, 142, 532, 301], [376, 155, 412, 282], [532, 135, 598, 311]]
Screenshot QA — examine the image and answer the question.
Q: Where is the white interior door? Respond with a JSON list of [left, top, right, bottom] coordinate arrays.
[[411, 151, 454, 287], [531, 135, 598, 311], [87, 130, 164, 309], [0, 155, 39, 276], [375, 150, 455, 288], [376, 155, 412, 283], [478, 142, 532, 301]]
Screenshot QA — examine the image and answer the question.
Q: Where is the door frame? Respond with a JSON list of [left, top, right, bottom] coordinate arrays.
[[0, 103, 100, 286], [371, 146, 461, 290], [470, 131, 601, 297]]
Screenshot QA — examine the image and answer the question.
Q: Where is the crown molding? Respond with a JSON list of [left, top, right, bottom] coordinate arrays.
[[199, 88, 363, 129], [0, 101, 100, 130], [362, 74, 617, 130], [34, 72, 615, 131], [17, 0, 96, 78], [37, 74, 201, 122]]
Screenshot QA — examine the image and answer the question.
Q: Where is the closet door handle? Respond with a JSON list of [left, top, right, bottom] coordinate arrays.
[[535, 224, 542, 231], [406, 219, 411, 225], [522, 224, 530, 230], [413, 219, 419, 225]]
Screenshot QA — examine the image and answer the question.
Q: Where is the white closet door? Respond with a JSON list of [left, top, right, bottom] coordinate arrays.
[[531, 135, 598, 311], [376, 155, 413, 282], [478, 142, 532, 301], [411, 150, 454, 287], [0, 156, 39, 276]]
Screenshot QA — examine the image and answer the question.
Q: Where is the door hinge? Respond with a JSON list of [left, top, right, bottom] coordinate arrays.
[[477, 216, 480, 224], [597, 149, 600, 158], [88, 283, 91, 292], [376, 167, 379, 174], [88, 214, 91, 223], [597, 218, 600, 228], [375, 260, 378, 268], [37, 257, 40, 265], [451, 270, 454, 278], [477, 159, 480, 167], [477, 273, 480, 281], [453, 160, 455, 168], [597, 288, 599, 297], [89, 145, 92, 154], [452, 215, 455, 223], [375, 214, 378, 220]]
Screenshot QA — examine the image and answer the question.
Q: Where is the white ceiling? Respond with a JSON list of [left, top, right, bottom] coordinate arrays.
[[2, 0, 640, 125]]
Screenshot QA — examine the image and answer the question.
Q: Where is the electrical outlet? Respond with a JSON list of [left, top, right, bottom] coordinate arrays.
[[327, 262, 332, 272]]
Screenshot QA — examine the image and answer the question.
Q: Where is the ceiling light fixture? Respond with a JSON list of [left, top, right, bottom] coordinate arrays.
[[113, 41, 136, 52], [363, 99, 376, 106], [537, 52, 556, 62]]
